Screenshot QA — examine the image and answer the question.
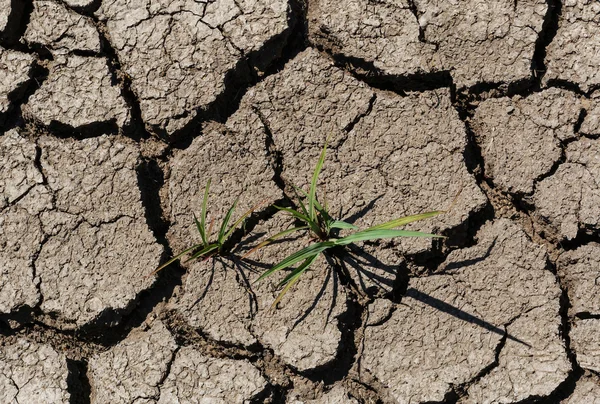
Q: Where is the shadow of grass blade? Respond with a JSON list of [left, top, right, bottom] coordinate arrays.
[[256, 241, 335, 282], [365, 211, 444, 231], [334, 229, 444, 246], [271, 254, 319, 308]]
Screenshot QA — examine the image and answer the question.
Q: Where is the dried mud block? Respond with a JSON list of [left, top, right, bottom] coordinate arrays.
[[0, 130, 44, 210], [169, 258, 257, 346], [157, 347, 266, 403], [24, 55, 130, 130], [534, 137, 600, 239], [37, 216, 161, 329], [415, 0, 546, 87], [167, 123, 282, 253], [580, 92, 600, 136], [0, 47, 36, 115], [33, 136, 162, 329], [239, 214, 349, 371], [0, 131, 50, 314], [564, 375, 600, 404], [230, 49, 486, 255], [558, 243, 600, 315], [464, 305, 570, 403], [287, 384, 360, 403], [39, 136, 145, 224], [23, 0, 101, 53], [0, 339, 70, 403], [64, 0, 95, 7], [571, 318, 600, 373], [544, 0, 600, 91], [228, 48, 373, 158], [361, 219, 568, 403], [0, 0, 9, 32], [88, 321, 177, 403], [96, 0, 289, 135], [308, 0, 437, 77], [309, 0, 546, 87], [472, 89, 582, 194]]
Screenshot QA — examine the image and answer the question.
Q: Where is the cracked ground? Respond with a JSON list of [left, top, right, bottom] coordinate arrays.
[[1, 0, 599, 402]]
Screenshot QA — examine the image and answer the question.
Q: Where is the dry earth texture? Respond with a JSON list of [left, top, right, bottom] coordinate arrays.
[[1, 0, 600, 403]]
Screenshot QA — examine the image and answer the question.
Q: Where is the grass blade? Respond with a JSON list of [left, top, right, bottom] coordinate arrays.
[[329, 220, 358, 230], [271, 254, 319, 308], [218, 198, 238, 245], [309, 142, 328, 222], [199, 179, 211, 246], [364, 211, 444, 231], [335, 229, 444, 246], [147, 244, 200, 277], [277, 254, 319, 288], [223, 199, 267, 242], [275, 206, 311, 223], [241, 225, 310, 259], [183, 243, 219, 263], [256, 241, 335, 282]]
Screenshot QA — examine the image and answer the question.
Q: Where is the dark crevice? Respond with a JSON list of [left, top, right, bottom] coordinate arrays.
[[154, 345, 179, 400], [530, 0, 562, 86], [315, 44, 453, 95], [0, 0, 33, 48], [39, 119, 120, 139], [512, 259, 583, 404], [0, 61, 49, 130], [258, 106, 286, 193], [556, 230, 600, 251], [574, 312, 600, 320], [343, 93, 376, 134], [66, 359, 91, 404], [448, 328, 509, 402], [95, 22, 153, 142], [299, 257, 365, 386], [169, 0, 308, 150], [574, 108, 587, 135], [61, 0, 103, 15]]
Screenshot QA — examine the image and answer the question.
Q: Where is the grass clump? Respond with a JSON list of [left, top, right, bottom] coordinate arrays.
[[150, 179, 261, 276], [251, 141, 445, 307]]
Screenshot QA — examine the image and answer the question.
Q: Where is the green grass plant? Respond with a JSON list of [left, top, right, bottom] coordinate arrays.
[[150, 179, 261, 276], [252, 142, 445, 307]]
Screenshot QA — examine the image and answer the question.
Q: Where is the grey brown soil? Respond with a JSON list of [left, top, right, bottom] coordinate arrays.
[[1, 0, 599, 403]]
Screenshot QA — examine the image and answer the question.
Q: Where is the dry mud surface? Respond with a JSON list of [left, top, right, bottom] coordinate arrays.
[[1, 0, 599, 403]]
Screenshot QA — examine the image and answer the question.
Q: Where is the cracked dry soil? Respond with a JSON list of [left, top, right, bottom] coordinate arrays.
[[1, 0, 599, 403]]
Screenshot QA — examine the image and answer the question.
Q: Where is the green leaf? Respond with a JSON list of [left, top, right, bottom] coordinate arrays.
[[217, 198, 238, 245], [329, 220, 358, 230], [256, 241, 335, 282], [271, 254, 319, 308], [199, 179, 211, 246], [223, 199, 265, 242], [149, 244, 201, 276], [334, 229, 444, 246], [291, 185, 312, 217], [365, 211, 444, 231], [275, 206, 311, 224], [309, 142, 328, 222], [277, 254, 319, 288], [183, 243, 219, 263], [242, 225, 310, 259]]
